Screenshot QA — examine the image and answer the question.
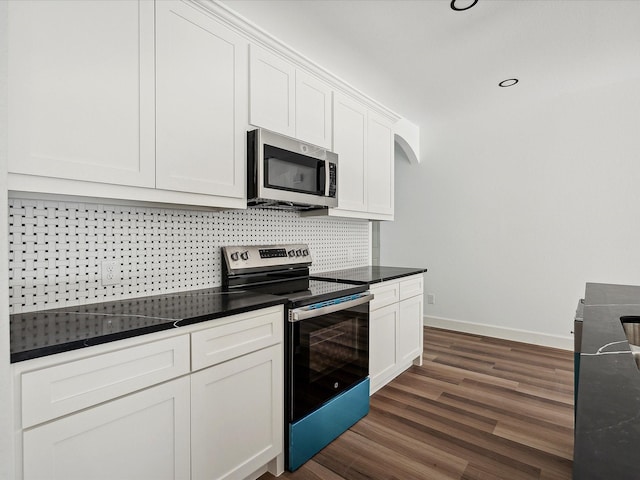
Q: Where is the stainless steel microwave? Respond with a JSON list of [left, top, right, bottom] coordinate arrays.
[[247, 128, 338, 210]]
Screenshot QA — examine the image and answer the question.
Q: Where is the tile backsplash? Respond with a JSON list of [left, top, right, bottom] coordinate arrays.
[[8, 198, 370, 314]]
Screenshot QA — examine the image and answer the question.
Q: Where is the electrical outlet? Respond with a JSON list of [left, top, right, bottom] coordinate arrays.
[[427, 293, 435, 305], [101, 260, 120, 286]]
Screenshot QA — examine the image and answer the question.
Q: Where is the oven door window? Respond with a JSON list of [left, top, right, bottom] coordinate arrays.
[[290, 305, 369, 422], [264, 144, 325, 196]]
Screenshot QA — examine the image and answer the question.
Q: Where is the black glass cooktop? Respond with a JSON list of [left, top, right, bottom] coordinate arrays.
[[286, 279, 368, 307], [236, 279, 368, 308]]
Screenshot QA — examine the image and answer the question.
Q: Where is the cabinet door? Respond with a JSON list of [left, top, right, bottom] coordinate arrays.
[[23, 377, 190, 480], [295, 70, 332, 148], [7, 0, 155, 187], [367, 111, 394, 215], [191, 344, 283, 480], [249, 45, 296, 137], [156, 0, 247, 198], [333, 92, 368, 212], [398, 295, 424, 365], [369, 303, 399, 394]]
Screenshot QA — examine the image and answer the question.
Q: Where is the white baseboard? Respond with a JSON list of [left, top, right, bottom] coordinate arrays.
[[424, 315, 573, 351]]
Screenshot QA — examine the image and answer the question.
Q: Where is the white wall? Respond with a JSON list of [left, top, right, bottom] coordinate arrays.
[[0, 1, 14, 477], [381, 77, 640, 349]]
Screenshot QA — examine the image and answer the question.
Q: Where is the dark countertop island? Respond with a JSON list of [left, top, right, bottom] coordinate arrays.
[[311, 266, 427, 285], [10, 287, 285, 363], [574, 282, 640, 479]]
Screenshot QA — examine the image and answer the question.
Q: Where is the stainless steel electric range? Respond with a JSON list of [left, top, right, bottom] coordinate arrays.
[[221, 244, 372, 471]]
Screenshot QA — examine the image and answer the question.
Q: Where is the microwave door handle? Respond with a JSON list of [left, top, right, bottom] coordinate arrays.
[[318, 160, 328, 196], [289, 293, 374, 322]]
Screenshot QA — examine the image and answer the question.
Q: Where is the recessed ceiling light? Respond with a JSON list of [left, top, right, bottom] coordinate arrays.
[[450, 0, 478, 11], [499, 78, 519, 87]]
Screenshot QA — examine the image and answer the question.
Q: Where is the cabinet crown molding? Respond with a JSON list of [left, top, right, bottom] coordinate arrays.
[[193, 0, 401, 123]]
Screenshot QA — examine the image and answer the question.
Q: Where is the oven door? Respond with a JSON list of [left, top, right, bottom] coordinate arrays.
[[287, 293, 372, 422]]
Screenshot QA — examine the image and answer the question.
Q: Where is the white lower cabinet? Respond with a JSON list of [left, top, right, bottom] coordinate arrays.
[[369, 275, 424, 394], [23, 377, 191, 480], [15, 305, 284, 480], [369, 303, 399, 389], [191, 345, 283, 480], [398, 294, 424, 365]]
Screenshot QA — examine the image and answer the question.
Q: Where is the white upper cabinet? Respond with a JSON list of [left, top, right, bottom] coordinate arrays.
[[7, 0, 248, 209], [308, 91, 395, 220], [249, 45, 332, 148], [155, 0, 247, 200], [7, 0, 155, 187], [5, 0, 405, 213], [367, 111, 394, 216], [295, 70, 333, 149], [249, 45, 296, 137], [332, 92, 368, 213]]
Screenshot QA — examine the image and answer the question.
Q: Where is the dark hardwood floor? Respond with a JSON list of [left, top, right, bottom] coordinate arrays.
[[260, 326, 574, 480]]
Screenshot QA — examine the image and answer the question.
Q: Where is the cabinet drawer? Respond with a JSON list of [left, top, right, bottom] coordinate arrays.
[[21, 335, 190, 428], [400, 275, 424, 301], [191, 306, 283, 371], [369, 281, 400, 311]]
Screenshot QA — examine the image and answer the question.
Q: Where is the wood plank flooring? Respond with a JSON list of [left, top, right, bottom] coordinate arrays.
[[259, 327, 574, 480]]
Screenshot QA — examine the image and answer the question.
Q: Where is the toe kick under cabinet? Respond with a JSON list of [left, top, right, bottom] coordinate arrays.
[[369, 275, 424, 394], [13, 305, 284, 480]]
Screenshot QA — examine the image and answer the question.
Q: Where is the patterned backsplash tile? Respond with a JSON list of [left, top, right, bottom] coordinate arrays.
[[8, 198, 370, 313]]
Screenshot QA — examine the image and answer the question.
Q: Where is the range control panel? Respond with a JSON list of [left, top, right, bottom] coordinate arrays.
[[259, 248, 288, 259], [222, 244, 312, 273]]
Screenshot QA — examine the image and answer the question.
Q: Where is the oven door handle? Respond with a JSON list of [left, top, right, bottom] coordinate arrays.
[[289, 293, 374, 322]]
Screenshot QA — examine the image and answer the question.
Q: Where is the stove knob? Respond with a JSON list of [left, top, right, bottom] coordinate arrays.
[[287, 249, 295, 257], [230, 252, 239, 261], [302, 249, 309, 256], [295, 249, 302, 257], [240, 251, 249, 261]]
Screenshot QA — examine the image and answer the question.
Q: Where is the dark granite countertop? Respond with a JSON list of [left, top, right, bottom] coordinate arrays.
[[10, 287, 286, 363], [311, 266, 427, 285], [574, 282, 640, 479]]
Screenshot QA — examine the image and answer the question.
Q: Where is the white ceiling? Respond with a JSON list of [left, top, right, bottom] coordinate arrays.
[[222, 0, 640, 127]]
